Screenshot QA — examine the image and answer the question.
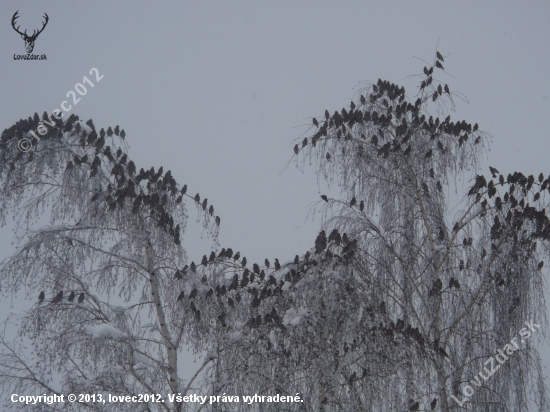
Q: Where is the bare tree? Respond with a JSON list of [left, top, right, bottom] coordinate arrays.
[[0, 113, 222, 411], [185, 53, 550, 411], [1, 52, 549, 412]]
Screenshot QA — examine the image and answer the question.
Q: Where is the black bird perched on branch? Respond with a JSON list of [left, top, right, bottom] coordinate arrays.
[[315, 230, 327, 253], [201, 255, 208, 265], [189, 288, 197, 300], [449, 277, 461, 289], [38, 291, 45, 304], [350, 197, 357, 207], [436, 51, 444, 61], [429, 279, 443, 297], [242, 257, 247, 267], [114, 125, 120, 135], [51, 291, 63, 304], [67, 291, 75, 302], [294, 144, 299, 155], [265, 259, 270, 268], [120, 129, 126, 139], [274, 259, 281, 270], [86, 119, 95, 130], [294, 255, 299, 264], [409, 401, 419, 412], [209, 251, 216, 262], [233, 252, 240, 261], [78, 293, 85, 303], [430, 398, 437, 410]]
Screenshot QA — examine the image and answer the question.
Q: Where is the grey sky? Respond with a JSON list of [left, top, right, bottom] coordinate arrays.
[[1, 0, 549, 407]]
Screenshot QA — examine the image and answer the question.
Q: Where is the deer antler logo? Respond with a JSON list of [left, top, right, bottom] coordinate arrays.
[[11, 11, 49, 53]]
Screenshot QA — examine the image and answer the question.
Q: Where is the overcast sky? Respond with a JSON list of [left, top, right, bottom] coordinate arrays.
[[1, 1, 549, 407]]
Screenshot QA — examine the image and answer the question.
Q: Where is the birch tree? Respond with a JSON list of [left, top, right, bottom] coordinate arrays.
[[0, 113, 222, 411], [185, 52, 550, 412]]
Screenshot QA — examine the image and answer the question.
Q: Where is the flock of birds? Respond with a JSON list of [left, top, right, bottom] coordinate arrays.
[[293, 51, 480, 172], [38, 290, 85, 305]]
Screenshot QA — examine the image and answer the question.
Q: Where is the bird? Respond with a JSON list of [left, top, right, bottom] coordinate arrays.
[[489, 166, 499, 177], [78, 293, 85, 303], [120, 129, 126, 139], [436, 51, 444, 61], [106, 127, 113, 137], [67, 291, 75, 302], [315, 230, 327, 253], [99, 128, 105, 138], [177, 291, 185, 302], [201, 255, 208, 265], [181, 184, 187, 194], [350, 197, 357, 207], [208, 205, 214, 216], [51, 291, 63, 304], [226, 249, 233, 259], [294, 255, 299, 264], [435, 61, 444, 70], [188, 288, 197, 300], [253, 263, 260, 274], [38, 291, 45, 304], [380, 301, 386, 314], [233, 252, 240, 261], [86, 119, 95, 130], [325, 110, 330, 119], [294, 144, 299, 155], [265, 258, 270, 268], [449, 277, 460, 289], [114, 125, 120, 135], [444, 84, 450, 94], [242, 257, 247, 267], [312, 118, 318, 127], [209, 251, 216, 262], [409, 401, 419, 411], [429, 279, 443, 297], [430, 398, 437, 410], [359, 201, 365, 212], [190, 262, 197, 272], [202, 198, 208, 210], [321, 195, 328, 202], [274, 259, 281, 270], [538, 261, 544, 270]]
